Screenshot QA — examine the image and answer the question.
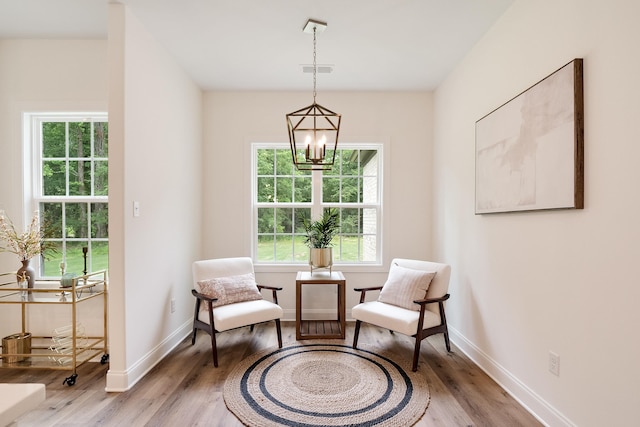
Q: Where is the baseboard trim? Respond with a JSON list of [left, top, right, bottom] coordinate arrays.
[[449, 326, 575, 427], [105, 319, 192, 392]]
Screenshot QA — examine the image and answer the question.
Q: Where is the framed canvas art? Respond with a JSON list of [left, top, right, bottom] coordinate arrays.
[[475, 59, 584, 214]]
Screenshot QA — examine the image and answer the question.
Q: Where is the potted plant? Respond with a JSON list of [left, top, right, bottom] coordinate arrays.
[[301, 209, 340, 273]]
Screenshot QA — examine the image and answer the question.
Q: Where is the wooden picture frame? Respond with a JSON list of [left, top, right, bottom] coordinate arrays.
[[475, 59, 584, 214]]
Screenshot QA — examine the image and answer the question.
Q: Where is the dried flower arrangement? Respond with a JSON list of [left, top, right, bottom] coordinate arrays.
[[0, 210, 54, 261]]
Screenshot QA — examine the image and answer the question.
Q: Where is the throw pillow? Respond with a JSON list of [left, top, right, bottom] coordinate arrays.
[[377, 264, 436, 311], [196, 272, 263, 310]]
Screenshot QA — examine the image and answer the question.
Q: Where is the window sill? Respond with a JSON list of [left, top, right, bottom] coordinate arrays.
[[253, 263, 386, 274]]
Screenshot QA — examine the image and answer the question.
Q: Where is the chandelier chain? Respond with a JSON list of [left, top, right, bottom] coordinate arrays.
[[313, 26, 317, 103]]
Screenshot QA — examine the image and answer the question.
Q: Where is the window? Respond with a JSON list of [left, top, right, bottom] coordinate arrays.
[[28, 113, 109, 277], [253, 144, 381, 265]]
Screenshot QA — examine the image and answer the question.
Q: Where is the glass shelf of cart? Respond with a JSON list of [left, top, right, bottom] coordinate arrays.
[[0, 270, 107, 304]]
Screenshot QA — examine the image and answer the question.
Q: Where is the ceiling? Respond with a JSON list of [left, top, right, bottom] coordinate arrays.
[[0, 0, 514, 91]]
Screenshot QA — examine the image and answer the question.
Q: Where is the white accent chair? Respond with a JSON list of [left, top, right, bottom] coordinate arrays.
[[352, 258, 451, 371], [191, 257, 283, 367]]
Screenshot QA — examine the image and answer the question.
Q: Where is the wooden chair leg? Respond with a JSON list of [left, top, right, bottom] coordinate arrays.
[[275, 319, 283, 348], [210, 330, 218, 367], [440, 305, 451, 352], [192, 301, 200, 345], [208, 309, 218, 367], [352, 320, 362, 348], [412, 337, 422, 372]]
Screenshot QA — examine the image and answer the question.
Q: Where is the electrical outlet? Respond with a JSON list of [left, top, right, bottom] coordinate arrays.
[[549, 351, 560, 376], [170, 298, 176, 314]]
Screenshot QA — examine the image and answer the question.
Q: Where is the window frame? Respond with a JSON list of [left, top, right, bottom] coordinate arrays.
[[25, 112, 109, 278], [251, 142, 383, 267]]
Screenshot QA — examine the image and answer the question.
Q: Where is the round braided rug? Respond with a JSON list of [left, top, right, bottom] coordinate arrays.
[[223, 341, 430, 427]]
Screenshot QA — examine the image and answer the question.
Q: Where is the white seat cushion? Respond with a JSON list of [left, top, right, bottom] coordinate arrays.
[[198, 299, 283, 332], [352, 301, 441, 336]]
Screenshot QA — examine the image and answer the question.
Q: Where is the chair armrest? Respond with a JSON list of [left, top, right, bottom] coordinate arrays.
[[353, 286, 383, 292], [413, 293, 450, 305], [413, 294, 450, 336], [192, 289, 218, 314], [191, 289, 218, 303], [257, 284, 282, 305], [354, 286, 383, 304], [257, 285, 283, 291]]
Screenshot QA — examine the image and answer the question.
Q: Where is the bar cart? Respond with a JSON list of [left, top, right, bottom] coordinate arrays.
[[0, 270, 108, 386]]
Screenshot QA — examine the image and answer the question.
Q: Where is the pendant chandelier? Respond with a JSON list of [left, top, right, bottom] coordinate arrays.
[[287, 19, 341, 171]]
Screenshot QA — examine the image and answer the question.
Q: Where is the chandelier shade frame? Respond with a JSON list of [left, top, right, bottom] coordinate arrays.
[[286, 102, 341, 171]]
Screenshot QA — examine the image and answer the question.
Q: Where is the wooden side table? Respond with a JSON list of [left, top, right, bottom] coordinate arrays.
[[296, 271, 346, 340]]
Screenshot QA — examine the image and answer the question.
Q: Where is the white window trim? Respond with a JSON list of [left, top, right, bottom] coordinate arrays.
[[24, 112, 108, 277], [251, 142, 384, 268]]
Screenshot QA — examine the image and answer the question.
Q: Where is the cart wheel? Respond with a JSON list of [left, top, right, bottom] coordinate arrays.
[[63, 373, 78, 386], [100, 354, 110, 364]]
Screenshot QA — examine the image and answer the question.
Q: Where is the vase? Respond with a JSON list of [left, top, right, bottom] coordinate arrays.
[[16, 259, 35, 289], [309, 248, 333, 274]]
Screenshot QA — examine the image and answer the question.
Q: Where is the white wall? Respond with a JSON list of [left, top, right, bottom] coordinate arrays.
[[203, 91, 435, 318], [106, 4, 202, 390], [0, 39, 108, 343], [0, 39, 108, 270], [433, 0, 640, 425]]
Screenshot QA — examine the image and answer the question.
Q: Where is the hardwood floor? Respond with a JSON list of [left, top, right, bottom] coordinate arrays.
[[1, 322, 542, 426]]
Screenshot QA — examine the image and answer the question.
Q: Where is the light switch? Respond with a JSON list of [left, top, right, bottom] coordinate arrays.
[[133, 201, 140, 217]]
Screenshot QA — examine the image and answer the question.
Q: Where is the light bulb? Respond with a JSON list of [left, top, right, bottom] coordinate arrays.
[[305, 135, 312, 159]]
